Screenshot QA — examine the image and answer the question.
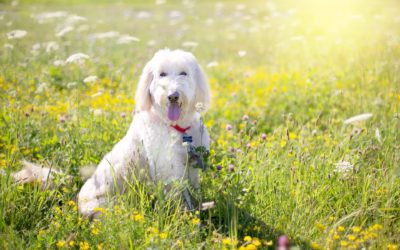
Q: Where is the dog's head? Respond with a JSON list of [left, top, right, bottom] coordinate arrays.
[[135, 49, 210, 123]]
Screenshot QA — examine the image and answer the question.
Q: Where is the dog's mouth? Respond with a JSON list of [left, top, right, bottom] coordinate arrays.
[[167, 102, 182, 121]]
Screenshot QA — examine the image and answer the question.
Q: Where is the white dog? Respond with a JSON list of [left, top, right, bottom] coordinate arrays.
[[78, 49, 210, 217], [11, 49, 211, 218]]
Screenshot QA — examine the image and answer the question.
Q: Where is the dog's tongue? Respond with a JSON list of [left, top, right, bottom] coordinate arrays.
[[168, 103, 181, 121]]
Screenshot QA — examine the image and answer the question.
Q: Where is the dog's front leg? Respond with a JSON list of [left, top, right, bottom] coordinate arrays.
[[78, 136, 136, 218]]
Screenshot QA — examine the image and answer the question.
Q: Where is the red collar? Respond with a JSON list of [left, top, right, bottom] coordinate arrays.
[[171, 124, 191, 133]]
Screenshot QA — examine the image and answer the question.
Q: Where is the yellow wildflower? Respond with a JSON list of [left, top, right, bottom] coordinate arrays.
[[244, 236, 252, 242], [355, 239, 364, 244], [338, 226, 345, 232], [315, 223, 326, 231], [280, 140, 286, 148], [191, 218, 200, 225], [352, 226, 361, 233], [113, 206, 122, 215], [67, 200, 76, 206], [222, 237, 235, 246], [370, 224, 383, 231], [264, 240, 273, 246], [79, 241, 90, 250], [252, 237, 261, 247], [91, 225, 100, 235], [176, 240, 183, 247], [147, 227, 159, 234], [333, 233, 340, 240], [93, 207, 106, 214], [347, 234, 356, 241], [388, 244, 398, 250], [68, 241, 75, 247], [310, 242, 321, 250], [246, 244, 257, 250], [56, 240, 65, 248], [159, 232, 168, 239], [97, 243, 104, 250], [340, 241, 349, 247], [132, 213, 145, 223], [289, 132, 298, 139]]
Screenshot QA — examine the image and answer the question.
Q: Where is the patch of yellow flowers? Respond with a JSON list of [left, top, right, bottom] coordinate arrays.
[[311, 223, 398, 250]]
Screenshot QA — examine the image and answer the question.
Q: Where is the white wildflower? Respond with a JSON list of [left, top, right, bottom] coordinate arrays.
[[91, 31, 119, 40], [147, 40, 156, 46], [206, 61, 219, 68], [77, 24, 89, 32], [4, 43, 14, 50], [34, 11, 68, 23], [117, 35, 140, 44], [136, 11, 152, 19], [182, 41, 198, 48], [53, 60, 65, 66], [65, 15, 86, 25], [35, 82, 47, 94], [375, 128, 382, 144], [31, 43, 41, 56], [7, 30, 27, 39], [93, 109, 103, 116], [67, 82, 78, 88], [195, 102, 206, 113], [334, 161, 354, 176], [83, 75, 98, 83], [56, 26, 74, 37], [155, 0, 166, 5], [238, 50, 247, 57], [169, 10, 183, 19], [344, 113, 373, 124], [65, 53, 90, 65], [201, 201, 215, 210], [91, 91, 103, 98], [45, 41, 59, 53]]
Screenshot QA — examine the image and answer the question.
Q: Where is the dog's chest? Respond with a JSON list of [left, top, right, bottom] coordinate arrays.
[[140, 121, 190, 182]]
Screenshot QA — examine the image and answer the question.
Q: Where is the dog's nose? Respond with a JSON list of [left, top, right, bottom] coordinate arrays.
[[168, 91, 179, 102]]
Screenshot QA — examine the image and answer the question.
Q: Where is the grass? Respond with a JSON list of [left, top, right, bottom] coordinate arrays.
[[0, 0, 399, 249]]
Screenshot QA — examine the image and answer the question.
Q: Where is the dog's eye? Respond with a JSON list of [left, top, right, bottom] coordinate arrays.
[[179, 71, 187, 76], [160, 72, 167, 77]]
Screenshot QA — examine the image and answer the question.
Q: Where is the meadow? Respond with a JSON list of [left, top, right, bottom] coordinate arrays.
[[0, 0, 399, 249]]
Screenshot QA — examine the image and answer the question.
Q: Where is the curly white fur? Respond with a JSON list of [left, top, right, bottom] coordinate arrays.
[[77, 49, 211, 217]]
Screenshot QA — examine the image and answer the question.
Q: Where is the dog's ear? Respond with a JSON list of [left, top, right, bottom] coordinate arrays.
[[135, 60, 154, 111], [194, 63, 211, 112]]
